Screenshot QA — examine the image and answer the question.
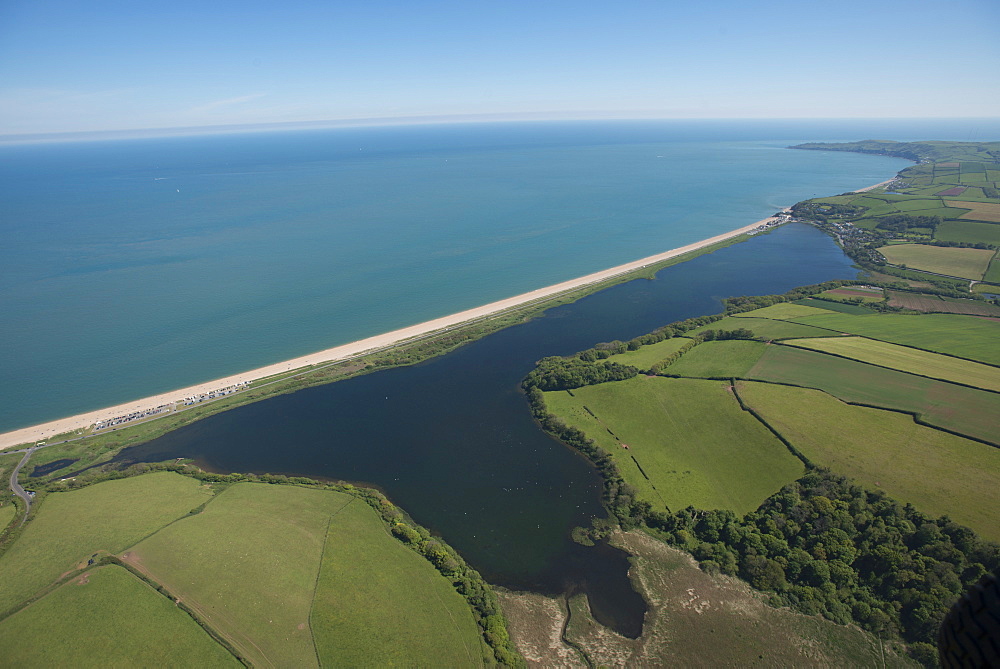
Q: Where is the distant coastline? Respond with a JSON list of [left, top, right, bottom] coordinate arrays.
[[0, 209, 796, 451]]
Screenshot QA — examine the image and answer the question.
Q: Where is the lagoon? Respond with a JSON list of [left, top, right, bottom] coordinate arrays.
[[113, 222, 858, 635]]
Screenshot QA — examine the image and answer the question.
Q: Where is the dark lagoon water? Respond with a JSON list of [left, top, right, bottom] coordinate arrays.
[[113, 222, 857, 635]]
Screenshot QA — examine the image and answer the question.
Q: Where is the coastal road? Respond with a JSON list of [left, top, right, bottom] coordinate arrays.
[[9, 446, 36, 523]]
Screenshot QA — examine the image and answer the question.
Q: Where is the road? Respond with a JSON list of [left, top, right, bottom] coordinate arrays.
[[9, 446, 36, 523]]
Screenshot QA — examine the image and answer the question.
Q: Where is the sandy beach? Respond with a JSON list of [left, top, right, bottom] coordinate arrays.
[[0, 211, 790, 451]]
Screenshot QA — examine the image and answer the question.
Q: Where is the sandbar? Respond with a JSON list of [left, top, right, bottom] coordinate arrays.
[[0, 205, 825, 451]]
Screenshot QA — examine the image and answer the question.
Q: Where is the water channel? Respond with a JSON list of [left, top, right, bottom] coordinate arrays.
[[112, 223, 857, 636]]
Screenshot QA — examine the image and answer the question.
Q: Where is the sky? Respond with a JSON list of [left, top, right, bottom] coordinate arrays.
[[1, 0, 998, 135]]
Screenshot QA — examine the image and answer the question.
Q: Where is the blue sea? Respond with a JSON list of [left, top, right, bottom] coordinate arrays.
[[1, 118, 995, 431]]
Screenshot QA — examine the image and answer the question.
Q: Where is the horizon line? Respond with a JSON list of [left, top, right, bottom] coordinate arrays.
[[4, 112, 999, 145]]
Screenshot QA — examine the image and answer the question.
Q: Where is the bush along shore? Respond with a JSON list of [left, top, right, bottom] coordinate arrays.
[[522, 280, 1000, 667], [2, 464, 524, 667]]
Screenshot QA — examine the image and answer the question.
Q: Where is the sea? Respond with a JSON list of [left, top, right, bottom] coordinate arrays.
[[1, 117, 995, 432]]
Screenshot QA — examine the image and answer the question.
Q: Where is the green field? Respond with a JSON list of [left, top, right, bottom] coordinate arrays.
[[128, 483, 351, 668], [737, 382, 1000, 542], [792, 297, 874, 315], [605, 337, 692, 370], [816, 289, 885, 304], [731, 302, 835, 319], [985, 254, 1000, 284], [0, 472, 214, 616], [935, 220, 1000, 246], [789, 312, 1000, 365], [0, 503, 15, 531], [877, 244, 994, 280], [544, 377, 803, 514], [746, 345, 1000, 444], [311, 499, 485, 667], [781, 337, 1000, 391], [687, 316, 840, 340], [0, 565, 238, 667], [665, 340, 766, 378]]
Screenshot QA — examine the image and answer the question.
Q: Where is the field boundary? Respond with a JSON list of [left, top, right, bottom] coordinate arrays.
[[775, 339, 1000, 394], [736, 377, 1000, 449], [730, 381, 813, 467], [108, 556, 250, 665], [787, 320, 1000, 369]]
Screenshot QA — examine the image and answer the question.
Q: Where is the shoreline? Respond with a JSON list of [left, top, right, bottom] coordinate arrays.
[[0, 209, 796, 451]]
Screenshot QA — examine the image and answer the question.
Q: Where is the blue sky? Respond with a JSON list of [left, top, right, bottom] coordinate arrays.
[[1, 0, 998, 135]]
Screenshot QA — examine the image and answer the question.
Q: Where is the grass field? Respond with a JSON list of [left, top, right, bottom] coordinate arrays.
[[817, 288, 885, 304], [935, 220, 1000, 246], [686, 316, 840, 340], [731, 302, 835, 319], [972, 283, 1000, 295], [985, 254, 1000, 284], [877, 244, 994, 280], [665, 340, 766, 378], [781, 337, 1000, 391], [946, 200, 1000, 222], [792, 297, 874, 315], [789, 312, 1000, 365], [311, 498, 485, 667], [0, 503, 15, 531], [737, 382, 1000, 542], [0, 472, 214, 616], [127, 483, 350, 668], [746, 345, 1000, 445], [544, 377, 803, 514], [0, 565, 238, 667], [604, 337, 692, 370]]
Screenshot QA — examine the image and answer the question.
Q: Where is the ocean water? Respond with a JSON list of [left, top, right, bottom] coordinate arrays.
[[0, 118, 989, 431]]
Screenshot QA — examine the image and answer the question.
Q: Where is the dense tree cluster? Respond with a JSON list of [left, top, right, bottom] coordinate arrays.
[[522, 356, 639, 391], [875, 214, 942, 233], [696, 327, 756, 341], [646, 470, 1000, 657]]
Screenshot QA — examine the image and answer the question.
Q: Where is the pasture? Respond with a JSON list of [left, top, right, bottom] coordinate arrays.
[[736, 382, 1000, 542], [729, 302, 834, 320], [781, 336, 1000, 391], [792, 297, 873, 314], [745, 345, 1000, 445], [0, 503, 15, 531], [789, 312, 1000, 365], [0, 472, 214, 616], [126, 483, 351, 669], [947, 200, 1000, 223], [604, 337, 692, 370], [818, 288, 885, 303], [686, 316, 839, 340], [665, 340, 766, 378], [877, 244, 994, 280], [985, 255, 1000, 284], [935, 220, 1000, 246], [311, 499, 485, 667], [0, 565, 238, 667], [544, 377, 803, 514]]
